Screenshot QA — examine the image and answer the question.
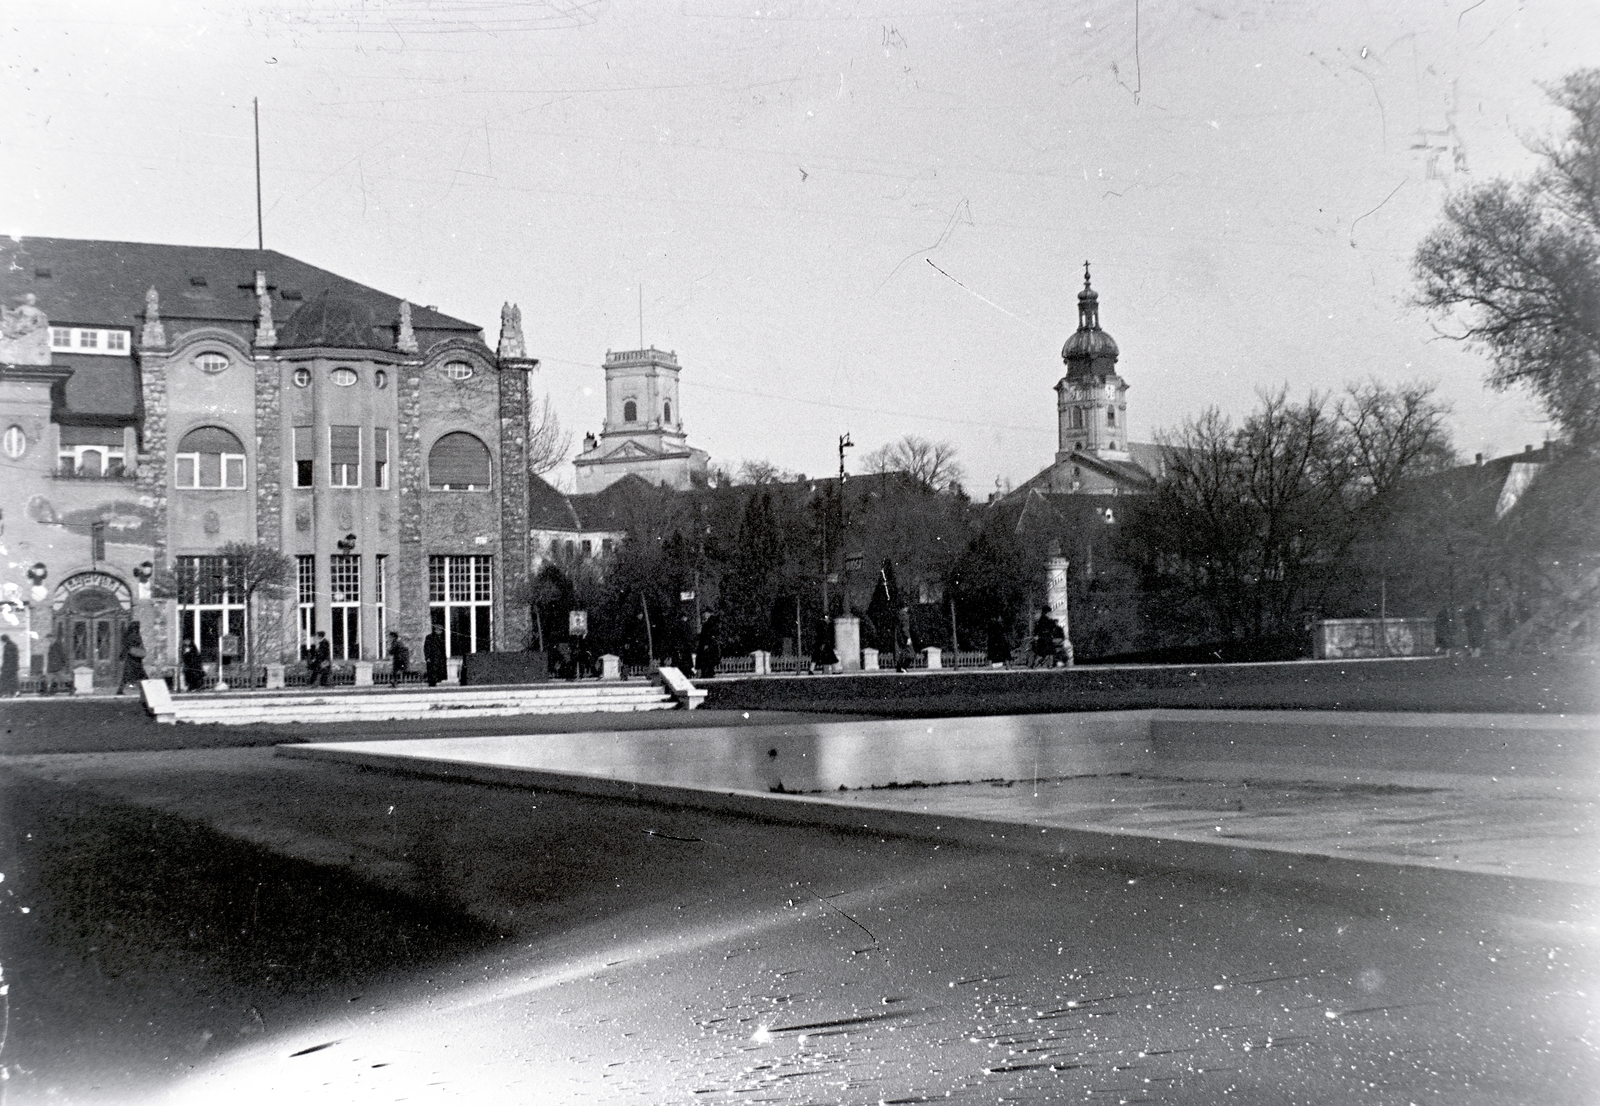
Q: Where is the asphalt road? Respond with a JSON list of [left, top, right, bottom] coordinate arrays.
[[2, 746, 1594, 1105]]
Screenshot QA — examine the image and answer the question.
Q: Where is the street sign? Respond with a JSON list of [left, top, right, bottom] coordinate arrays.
[[219, 634, 240, 658], [568, 610, 588, 636], [844, 553, 863, 571], [679, 590, 696, 601]]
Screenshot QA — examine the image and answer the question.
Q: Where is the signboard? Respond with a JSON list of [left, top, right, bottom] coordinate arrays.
[[219, 634, 241, 658], [568, 610, 588, 636], [679, 590, 696, 602], [844, 553, 863, 571]]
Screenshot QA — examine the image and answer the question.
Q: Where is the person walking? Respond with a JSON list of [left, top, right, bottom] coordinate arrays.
[[696, 614, 721, 680], [310, 630, 332, 686], [1033, 607, 1065, 668], [181, 640, 206, 691], [423, 625, 447, 687], [0, 634, 19, 697], [116, 621, 147, 694], [387, 631, 410, 685]]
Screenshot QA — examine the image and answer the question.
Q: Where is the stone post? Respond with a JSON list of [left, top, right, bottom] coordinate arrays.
[[599, 653, 621, 680], [73, 666, 95, 695], [354, 659, 374, 687], [861, 647, 879, 671], [446, 655, 464, 685], [265, 663, 286, 690], [922, 646, 942, 670], [1045, 540, 1074, 666], [832, 616, 861, 672], [750, 650, 771, 675]]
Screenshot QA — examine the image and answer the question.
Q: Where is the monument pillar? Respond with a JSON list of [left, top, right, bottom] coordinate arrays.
[[1045, 541, 1074, 666], [832, 616, 861, 672]]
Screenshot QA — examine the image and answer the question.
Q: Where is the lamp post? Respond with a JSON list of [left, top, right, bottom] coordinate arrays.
[[836, 432, 852, 612]]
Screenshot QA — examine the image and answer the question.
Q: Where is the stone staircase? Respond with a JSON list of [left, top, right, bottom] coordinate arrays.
[[143, 678, 683, 725]]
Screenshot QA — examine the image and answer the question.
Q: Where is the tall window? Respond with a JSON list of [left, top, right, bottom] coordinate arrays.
[[175, 427, 246, 489], [297, 554, 317, 655], [1107, 406, 1116, 427], [294, 427, 314, 488], [374, 554, 388, 657], [428, 555, 492, 657], [373, 427, 389, 489], [1071, 407, 1085, 430], [623, 399, 637, 422], [329, 554, 361, 660], [663, 400, 671, 423], [175, 556, 246, 661], [428, 432, 491, 490], [330, 425, 361, 487]]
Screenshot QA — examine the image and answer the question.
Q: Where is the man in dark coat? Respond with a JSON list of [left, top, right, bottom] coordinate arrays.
[[0, 634, 19, 697], [424, 627, 447, 687], [311, 631, 332, 686], [1033, 607, 1065, 667], [181, 640, 206, 691], [117, 621, 147, 694], [696, 614, 721, 680], [388, 632, 410, 684]]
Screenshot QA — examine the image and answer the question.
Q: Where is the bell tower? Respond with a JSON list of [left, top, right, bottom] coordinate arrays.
[[1055, 262, 1129, 461]]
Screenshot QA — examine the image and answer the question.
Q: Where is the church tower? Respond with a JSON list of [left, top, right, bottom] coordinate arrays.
[[1054, 263, 1130, 461], [572, 346, 709, 493]]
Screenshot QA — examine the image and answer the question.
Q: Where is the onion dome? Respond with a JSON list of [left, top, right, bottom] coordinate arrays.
[[277, 290, 390, 351], [1061, 262, 1120, 371]]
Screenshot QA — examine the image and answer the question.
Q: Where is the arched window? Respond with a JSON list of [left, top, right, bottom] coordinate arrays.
[[663, 400, 672, 423], [1106, 406, 1116, 426], [176, 426, 246, 489], [428, 432, 491, 490], [623, 399, 637, 423]]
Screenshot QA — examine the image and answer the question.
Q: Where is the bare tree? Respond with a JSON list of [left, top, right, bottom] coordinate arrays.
[[735, 459, 795, 485], [527, 393, 573, 475], [1414, 68, 1600, 449], [204, 542, 295, 677], [863, 435, 966, 492], [1339, 379, 1457, 497]]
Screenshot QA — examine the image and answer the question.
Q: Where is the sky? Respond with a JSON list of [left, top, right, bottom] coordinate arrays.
[[6, 0, 1598, 493]]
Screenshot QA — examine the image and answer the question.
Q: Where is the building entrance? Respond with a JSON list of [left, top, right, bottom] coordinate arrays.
[[58, 587, 129, 686]]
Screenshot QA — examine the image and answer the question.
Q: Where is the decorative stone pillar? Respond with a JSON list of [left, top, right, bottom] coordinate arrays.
[[861, 647, 879, 671], [922, 646, 942, 670], [73, 666, 95, 695], [265, 663, 286, 690], [1045, 540, 1074, 666], [599, 653, 621, 680], [354, 659, 374, 686], [832, 616, 861, 672], [446, 655, 463, 685], [750, 650, 771, 675]]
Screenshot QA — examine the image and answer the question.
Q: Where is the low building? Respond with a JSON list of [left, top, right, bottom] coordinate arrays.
[[0, 237, 539, 685]]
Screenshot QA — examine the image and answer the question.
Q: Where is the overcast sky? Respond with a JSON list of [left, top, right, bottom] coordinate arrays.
[[7, 1, 1597, 491]]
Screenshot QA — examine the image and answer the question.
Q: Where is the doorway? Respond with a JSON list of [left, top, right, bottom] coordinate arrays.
[[59, 588, 128, 687]]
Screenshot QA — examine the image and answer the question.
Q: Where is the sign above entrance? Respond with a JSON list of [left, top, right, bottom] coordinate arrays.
[[52, 571, 133, 611]]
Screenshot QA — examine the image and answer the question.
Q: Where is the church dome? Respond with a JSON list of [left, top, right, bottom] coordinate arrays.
[[277, 290, 390, 351], [1060, 263, 1119, 367]]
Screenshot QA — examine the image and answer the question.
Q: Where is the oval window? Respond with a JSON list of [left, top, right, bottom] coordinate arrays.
[[331, 367, 359, 387], [374, 369, 388, 390], [293, 368, 311, 388], [443, 361, 474, 381], [2, 425, 25, 459], [196, 352, 229, 374]]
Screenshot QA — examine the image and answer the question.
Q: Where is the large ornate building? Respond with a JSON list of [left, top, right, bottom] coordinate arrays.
[[572, 346, 709, 493], [0, 237, 538, 685]]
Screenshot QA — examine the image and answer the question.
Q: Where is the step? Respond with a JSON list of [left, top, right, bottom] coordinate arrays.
[[162, 681, 679, 725]]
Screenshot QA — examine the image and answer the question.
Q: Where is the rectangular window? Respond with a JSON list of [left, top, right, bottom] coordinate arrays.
[[1107, 407, 1116, 427], [330, 425, 360, 488], [373, 427, 389, 489], [294, 427, 314, 488], [1071, 407, 1085, 430], [106, 331, 126, 352], [428, 554, 493, 657], [51, 328, 72, 348], [581, 539, 592, 556], [330, 554, 361, 660], [175, 449, 246, 489], [78, 330, 98, 349], [374, 554, 388, 657], [297, 554, 317, 655], [174, 555, 246, 663]]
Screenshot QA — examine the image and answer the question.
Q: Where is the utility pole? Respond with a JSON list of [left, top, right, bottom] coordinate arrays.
[[254, 97, 264, 250]]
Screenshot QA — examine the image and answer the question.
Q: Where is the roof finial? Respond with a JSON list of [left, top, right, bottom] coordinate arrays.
[[1083, 260, 1092, 289]]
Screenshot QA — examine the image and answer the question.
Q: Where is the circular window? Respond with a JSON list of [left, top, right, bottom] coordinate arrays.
[[293, 368, 311, 388], [2, 425, 26, 459], [442, 361, 474, 381], [196, 352, 229, 374], [331, 367, 359, 387], [374, 369, 388, 390]]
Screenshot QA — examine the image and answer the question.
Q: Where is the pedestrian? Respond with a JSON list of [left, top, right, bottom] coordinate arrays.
[[311, 630, 332, 686], [388, 631, 410, 684], [1033, 607, 1065, 668], [0, 633, 19, 698], [894, 605, 914, 672], [47, 634, 67, 694], [814, 616, 837, 672], [424, 625, 447, 687], [696, 614, 722, 680], [985, 615, 1011, 667], [181, 639, 206, 691], [116, 620, 147, 694]]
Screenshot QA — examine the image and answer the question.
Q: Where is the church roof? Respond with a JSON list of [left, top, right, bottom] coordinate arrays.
[[1061, 263, 1120, 372]]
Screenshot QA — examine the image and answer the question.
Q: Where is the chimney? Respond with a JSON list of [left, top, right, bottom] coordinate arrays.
[[1474, 453, 1483, 466], [1525, 444, 1534, 454]]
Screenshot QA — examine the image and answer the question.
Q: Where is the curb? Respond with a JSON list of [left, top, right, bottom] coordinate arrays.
[[277, 744, 1595, 921]]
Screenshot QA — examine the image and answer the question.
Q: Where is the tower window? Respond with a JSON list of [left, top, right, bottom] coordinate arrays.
[[663, 400, 671, 423], [330, 425, 361, 487], [1107, 407, 1116, 426], [1071, 407, 1084, 430], [623, 399, 637, 423]]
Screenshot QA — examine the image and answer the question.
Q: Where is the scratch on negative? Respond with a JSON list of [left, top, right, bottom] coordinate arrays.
[[1349, 179, 1405, 247]]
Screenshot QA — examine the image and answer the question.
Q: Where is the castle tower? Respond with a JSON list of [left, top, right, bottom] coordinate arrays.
[[573, 347, 709, 493], [1054, 263, 1130, 461]]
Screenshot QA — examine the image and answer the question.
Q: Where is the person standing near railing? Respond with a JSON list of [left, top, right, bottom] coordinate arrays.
[[388, 632, 410, 685]]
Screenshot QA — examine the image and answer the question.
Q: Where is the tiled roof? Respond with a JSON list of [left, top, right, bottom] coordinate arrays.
[[569, 474, 659, 531], [0, 237, 478, 337], [528, 474, 583, 532], [52, 351, 139, 422]]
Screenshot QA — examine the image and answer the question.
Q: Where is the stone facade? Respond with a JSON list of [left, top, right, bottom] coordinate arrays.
[[0, 237, 538, 682]]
